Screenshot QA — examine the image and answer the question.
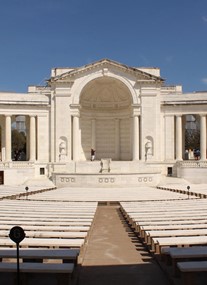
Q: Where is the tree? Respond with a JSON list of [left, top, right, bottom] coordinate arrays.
[[12, 130, 26, 160], [185, 129, 200, 150]]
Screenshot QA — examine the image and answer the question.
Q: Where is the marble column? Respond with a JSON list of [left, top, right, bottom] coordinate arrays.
[[200, 114, 207, 160], [91, 119, 96, 150], [29, 116, 36, 161], [133, 115, 139, 160], [25, 117, 30, 161], [115, 119, 120, 160], [73, 115, 79, 161], [176, 115, 183, 160], [5, 115, 11, 161]]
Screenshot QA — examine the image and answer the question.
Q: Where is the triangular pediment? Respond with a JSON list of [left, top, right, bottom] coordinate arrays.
[[49, 58, 164, 83]]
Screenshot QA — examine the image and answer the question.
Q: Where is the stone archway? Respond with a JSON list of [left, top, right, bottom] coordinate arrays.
[[79, 77, 133, 161]]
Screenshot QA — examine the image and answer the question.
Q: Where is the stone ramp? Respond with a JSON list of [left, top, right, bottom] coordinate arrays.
[[78, 205, 171, 285]]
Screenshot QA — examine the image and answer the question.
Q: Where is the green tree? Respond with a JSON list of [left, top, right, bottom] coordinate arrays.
[[12, 130, 26, 160], [185, 129, 200, 150]]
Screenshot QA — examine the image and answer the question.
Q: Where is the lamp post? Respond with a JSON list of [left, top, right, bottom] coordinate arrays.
[[9, 226, 25, 285], [25, 186, 29, 200]]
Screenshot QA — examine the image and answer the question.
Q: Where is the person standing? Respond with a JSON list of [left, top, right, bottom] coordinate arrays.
[[91, 149, 96, 161]]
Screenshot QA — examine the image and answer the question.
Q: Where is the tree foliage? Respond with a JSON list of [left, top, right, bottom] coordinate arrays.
[[12, 130, 26, 160], [185, 129, 200, 150]]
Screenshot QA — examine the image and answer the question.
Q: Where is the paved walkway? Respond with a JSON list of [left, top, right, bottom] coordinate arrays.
[[78, 205, 171, 285]]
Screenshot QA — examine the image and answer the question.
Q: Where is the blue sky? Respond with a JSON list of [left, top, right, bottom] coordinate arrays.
[[0, 0, 207, 93]]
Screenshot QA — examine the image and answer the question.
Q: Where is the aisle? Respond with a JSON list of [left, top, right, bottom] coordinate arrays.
[[78, 205, 170, 285]]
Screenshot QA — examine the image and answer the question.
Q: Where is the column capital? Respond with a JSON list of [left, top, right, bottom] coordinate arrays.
[[131, 107, 140, 117], [70, 104, 80, 117], [70, 104, 80, 111]]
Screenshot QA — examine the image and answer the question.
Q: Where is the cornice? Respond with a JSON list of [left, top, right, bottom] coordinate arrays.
[[161, 100, 207, 105], [49, 58, 164, 84]]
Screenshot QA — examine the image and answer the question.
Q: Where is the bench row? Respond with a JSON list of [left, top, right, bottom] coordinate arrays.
[[161, 246, 207, 285], [0, 248, 80, 285]]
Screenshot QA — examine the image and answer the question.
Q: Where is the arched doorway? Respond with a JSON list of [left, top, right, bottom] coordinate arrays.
[[79, 77, 133, 161]]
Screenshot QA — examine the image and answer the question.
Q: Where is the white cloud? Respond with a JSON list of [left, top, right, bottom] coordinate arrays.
[[202, 78, 207, 84]]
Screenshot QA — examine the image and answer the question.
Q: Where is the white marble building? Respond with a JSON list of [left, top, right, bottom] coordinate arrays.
[[0, 59, 207, 186]]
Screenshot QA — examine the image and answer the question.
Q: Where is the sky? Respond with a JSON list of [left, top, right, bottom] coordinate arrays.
[[0, 0, 207, 93]]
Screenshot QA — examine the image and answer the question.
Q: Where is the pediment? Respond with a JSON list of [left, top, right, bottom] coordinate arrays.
[[49, 58, 164, 84]]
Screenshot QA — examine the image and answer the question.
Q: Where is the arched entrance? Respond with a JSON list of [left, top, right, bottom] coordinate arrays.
[[79, 77, 133, 161]]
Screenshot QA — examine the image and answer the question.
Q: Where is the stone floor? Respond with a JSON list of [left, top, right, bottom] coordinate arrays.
[[78, 205, 171, 285]]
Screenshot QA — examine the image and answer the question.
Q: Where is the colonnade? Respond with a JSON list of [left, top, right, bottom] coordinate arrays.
[[3, 112, 205, 163], [2, 115, 36, 162], [72, 112, 207, 162]]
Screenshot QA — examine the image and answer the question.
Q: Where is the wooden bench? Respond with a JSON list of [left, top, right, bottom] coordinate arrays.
[[177, 261, 207, 285]]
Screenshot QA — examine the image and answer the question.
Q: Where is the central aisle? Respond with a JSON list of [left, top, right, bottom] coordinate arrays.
[[78, 205, 171, 285]]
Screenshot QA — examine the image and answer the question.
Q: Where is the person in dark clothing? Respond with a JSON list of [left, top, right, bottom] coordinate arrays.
[[91, 149, 96, 161]]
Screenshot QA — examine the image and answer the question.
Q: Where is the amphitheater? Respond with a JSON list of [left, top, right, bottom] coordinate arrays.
[[0, 178, 207, 285], [1, 59, 207, 284]]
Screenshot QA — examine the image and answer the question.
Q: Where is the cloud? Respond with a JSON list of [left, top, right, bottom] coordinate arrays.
[[202, 16, 207, 22], [202, 78, 207, 84]]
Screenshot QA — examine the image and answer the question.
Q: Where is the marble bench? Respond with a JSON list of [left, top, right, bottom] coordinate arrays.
[[177, 261, 207, 285], [144, 229, 207, 245], [0, 248, 80, 285], [0, 224, 90, 232], [152, 236, 207, 254], [167, 246, 207, 276], [0, 237, 85, 248], [0, 220, 92, 226], [0, 262, 75, 285], [0, 248, 79, 263], [0, 230, 87, 239], [134, 219, 207, 234]]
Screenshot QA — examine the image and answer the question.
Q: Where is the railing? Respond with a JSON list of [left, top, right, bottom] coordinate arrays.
[[177, 161, 207, 168], [0, 161, 34, 169]]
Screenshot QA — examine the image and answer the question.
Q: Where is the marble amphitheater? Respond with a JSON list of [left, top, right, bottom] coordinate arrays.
[[0, 58, 206, 187], [1, 59, 207, 284]]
